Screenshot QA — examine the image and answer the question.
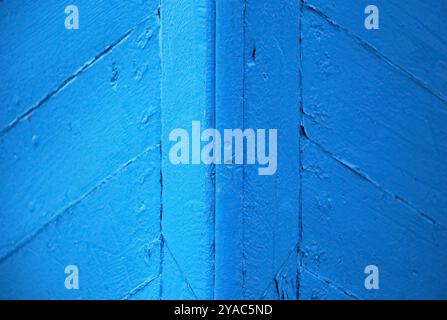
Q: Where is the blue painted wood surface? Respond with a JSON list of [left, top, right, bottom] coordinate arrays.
[[0, 0, 446, 299]]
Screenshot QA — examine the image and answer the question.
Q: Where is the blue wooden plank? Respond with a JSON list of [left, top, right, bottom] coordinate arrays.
[[241, 0, 301, 299], [0, 0, 158, 131], [305, 0, 447, 101], [214, 0, 245, 299], [301, 140, 447, 299], [0, 10, 162, 299], [0, 17, 161, 260], [160, 0, 215, 299], [0, 150, 161, 299], [301, 7, 447, 227]]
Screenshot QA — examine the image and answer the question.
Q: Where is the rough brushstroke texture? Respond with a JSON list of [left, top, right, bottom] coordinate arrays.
[[159, 0, 215, 299], [241, 0, 300, 299], [302, 3, 447, 226], [0, 0, 156, 130], [0, 1, 163, 299], [0, 151, 161, 299], [1, 0, 447, 300], [299, 0, 447, 299], [306, 0, 447, 101]]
